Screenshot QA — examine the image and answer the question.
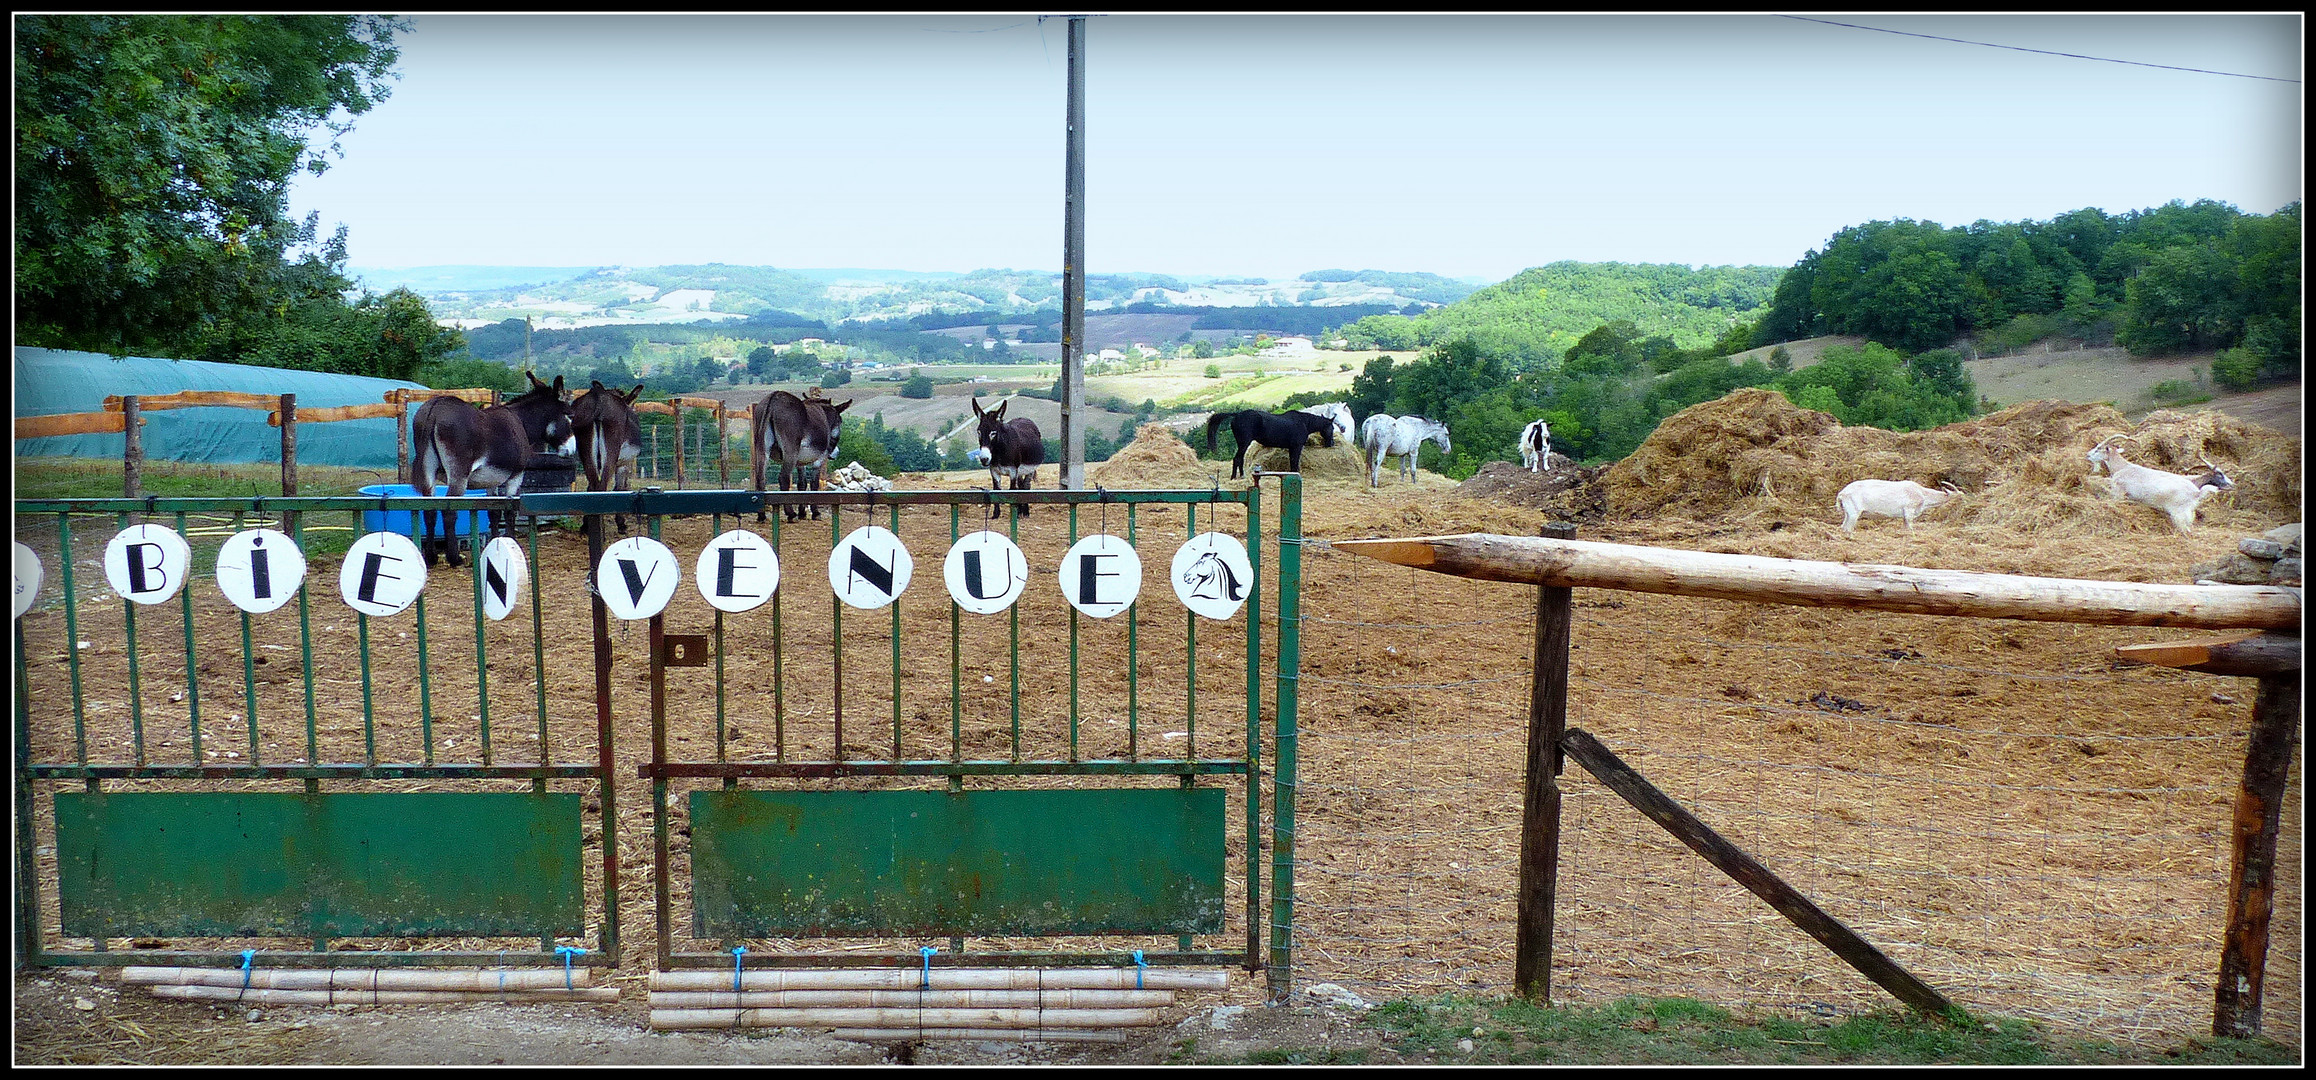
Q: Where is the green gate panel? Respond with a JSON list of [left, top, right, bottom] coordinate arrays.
[[54, 792, 584, 938], [690, 788, 1226, 938]]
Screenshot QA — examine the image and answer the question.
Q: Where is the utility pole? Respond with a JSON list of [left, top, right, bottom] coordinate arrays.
[[1058, 14, 1088, 490]]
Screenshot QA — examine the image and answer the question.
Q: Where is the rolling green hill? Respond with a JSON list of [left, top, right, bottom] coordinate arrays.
[[1331, 261, 1784, 365]]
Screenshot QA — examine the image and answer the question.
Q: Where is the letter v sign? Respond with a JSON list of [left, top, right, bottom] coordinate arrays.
[[596, 536, 680, 620]]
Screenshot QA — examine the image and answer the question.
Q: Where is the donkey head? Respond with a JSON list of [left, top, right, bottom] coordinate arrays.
[[973, 397, 1011, 451], [514, 372, 576, 456]]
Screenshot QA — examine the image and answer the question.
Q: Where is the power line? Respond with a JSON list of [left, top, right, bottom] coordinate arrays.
[[1776, 14, 2301, 84]]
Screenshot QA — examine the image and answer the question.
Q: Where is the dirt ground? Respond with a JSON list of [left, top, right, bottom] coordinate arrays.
[[11, 397, 2304, 1064]]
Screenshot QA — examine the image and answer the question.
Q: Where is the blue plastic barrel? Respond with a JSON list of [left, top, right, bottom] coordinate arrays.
[[358, 484, 489, 538]]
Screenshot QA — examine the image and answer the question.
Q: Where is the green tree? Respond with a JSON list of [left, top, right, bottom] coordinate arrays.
[[746, 345, 775, 378], [1204, 363, 1222, 379], [1191, 339, 1215, 359], [15, 15, 408, 363], [900, 372, 935, 398], [413, 357, 523, 395]]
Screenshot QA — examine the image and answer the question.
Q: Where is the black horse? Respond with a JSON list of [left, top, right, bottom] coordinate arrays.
[[1203, 408, 1336, 479], [972, 396, 1044, 520], [410, 372, 575, 567]]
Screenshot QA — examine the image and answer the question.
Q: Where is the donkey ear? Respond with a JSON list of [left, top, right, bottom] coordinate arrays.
[[991, 400, 1007, 420], [527, 371, 549, 391], [552, 375, 565, 394], [971, 397, 985, 417], [833, 399, 852, 414], [623, 384, 644, 403], [590, 379, 607, 391]]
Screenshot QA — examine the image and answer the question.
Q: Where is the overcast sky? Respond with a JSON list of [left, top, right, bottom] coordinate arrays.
[[291, 12, 2304, 283]]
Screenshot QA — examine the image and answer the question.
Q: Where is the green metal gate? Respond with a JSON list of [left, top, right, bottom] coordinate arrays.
[[521, 476, 1302, 998], [12, 496, 618, 971]]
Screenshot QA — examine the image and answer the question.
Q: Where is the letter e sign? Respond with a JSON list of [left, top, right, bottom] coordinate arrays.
[[338, 532, 427, 616], [1057, 533, 1142, 618], [695, 530, 779, 614]]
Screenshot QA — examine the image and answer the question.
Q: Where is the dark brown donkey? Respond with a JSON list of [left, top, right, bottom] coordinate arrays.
[[410, 372, 576, 567], [972, 396, 1045, 520], [570, 379, 644, 533], [752, 389, 852, 523]]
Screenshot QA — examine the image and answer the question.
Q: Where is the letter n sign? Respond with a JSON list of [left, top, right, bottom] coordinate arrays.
[[479, 536, 527, 621], [597, 536, 680, 620], [828, 525, 912, 610]]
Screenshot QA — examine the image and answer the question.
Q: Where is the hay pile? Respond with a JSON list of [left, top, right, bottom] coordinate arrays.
[[1602, 389, 2302, 539], [1088, 423, 1216, 488], [1454, 459, 1609, 522]]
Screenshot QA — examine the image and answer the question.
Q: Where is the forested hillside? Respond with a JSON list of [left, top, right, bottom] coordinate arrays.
[[1329, 262, 1783, 364], [1756, 200, 2300, 390]]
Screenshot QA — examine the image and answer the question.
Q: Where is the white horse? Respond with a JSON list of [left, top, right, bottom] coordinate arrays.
[[1296, 401, 1355, 447], [1363, 415, 1452, 487], [1520, 418, 1553, 472]]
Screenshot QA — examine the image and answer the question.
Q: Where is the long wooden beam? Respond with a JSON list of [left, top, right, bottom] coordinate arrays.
[[102, 390, 278, 411], [15, 412, 136, 439], [1335, 533, 2301, 630]]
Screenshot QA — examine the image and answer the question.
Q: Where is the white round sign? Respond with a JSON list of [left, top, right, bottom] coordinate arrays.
[[943, 530, 1029, 615], [479, 536, 528, 621], [214, 529, 306, 614], [104, 523, 191, 606], [13, 541, 43, 620], [828, 525, 912, 610], [1171, 533, 1256, 621], [338, 531, 427, 617], [596, 536, 681, 621], [1057, 533, 1142, 619], [696, 529, 780, 613]]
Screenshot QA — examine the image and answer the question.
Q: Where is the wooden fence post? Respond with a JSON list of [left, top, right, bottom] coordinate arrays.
[[394, 390, 410, 484], [278, 394, 297, 497], [716, 409, 730, 490], [1516, 521, 1576, 1001], [2214, 669, 2302, 1038], [650, 424, 661, 481], [673, 404, 687, 489], [121, 395, 142, 498]]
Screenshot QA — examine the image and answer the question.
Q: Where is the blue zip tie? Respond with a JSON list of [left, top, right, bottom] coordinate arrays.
[[732, 946, 747, 992], [920, 945, 938, 989], [556, 946, 585, 989], [239, 949, 255, 993], [1132, 949, 1146, 989]]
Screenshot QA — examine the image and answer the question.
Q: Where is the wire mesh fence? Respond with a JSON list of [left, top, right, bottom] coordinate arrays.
[[1280, 544, 2301, 1050]]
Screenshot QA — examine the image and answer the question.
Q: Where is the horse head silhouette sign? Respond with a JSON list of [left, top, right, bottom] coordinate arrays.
[[1170, 531, 1254, 621]]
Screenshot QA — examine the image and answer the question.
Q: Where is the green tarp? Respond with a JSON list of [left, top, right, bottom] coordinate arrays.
[[13, 347, 430, 469]]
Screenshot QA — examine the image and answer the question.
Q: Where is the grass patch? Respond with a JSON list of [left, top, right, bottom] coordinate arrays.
[[14, 458, 397, 501], [1356, 994, 2299, 1066]]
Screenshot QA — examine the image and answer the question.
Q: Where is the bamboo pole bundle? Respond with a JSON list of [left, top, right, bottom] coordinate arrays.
[[646, 1006, 1165, 1032], [829, 1028, 1128, 1044], [122, 966, 595, 990], [647, 988, 1175, 1009], [647, 968, 1229, 993], [150, 985, 618, 1005]]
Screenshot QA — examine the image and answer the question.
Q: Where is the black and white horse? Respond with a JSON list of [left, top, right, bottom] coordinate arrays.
[[410, 372, 576, 566], [753, 388, 852, 523], [1361, 414, 1451, 487], [1203, 408, 1337, 479], [571, 380, 644, 532], [1520, 418, 1553, 473], [973, 396, 1044, 519]]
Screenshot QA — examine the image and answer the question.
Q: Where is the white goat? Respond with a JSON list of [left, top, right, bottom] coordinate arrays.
[[1837, 479, 1961, 533], [2085, 434, 2234, 535]]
